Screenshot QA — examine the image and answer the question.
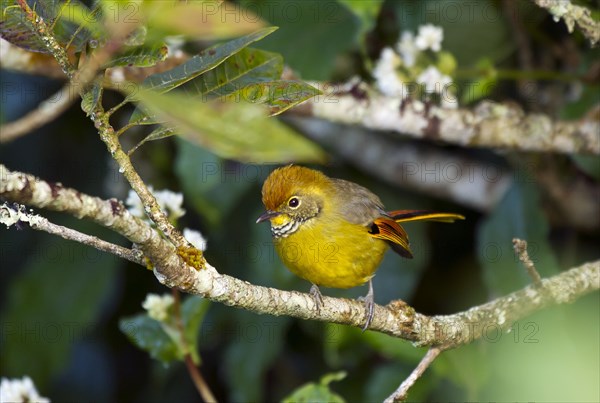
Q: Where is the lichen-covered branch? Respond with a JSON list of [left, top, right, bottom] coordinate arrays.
[[2, 165, 598, 347], [298, 82, 599, 155], [12, 1, 189, 249], [286, 116, 512, 212], [532, 0, 600, 47]]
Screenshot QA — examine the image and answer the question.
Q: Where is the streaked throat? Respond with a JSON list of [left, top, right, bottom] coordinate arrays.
[[271, 219, 301, 238]]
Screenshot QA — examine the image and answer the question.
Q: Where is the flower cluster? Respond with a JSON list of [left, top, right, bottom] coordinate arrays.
[[142, 293, 175, 322], [126, 187, 185, 221], [372, 24, 457, 108], [125, 188, 207, 251], [0, 376, 49, 403]]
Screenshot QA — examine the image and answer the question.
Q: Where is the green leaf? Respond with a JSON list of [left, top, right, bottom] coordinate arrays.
[[282, 371, 347, 403], [0, 232, 120, 389], [129, 125, 177, 155], [0, 0, 97, 52], [142, 27, 279, 93], [143, 0, 266, 41], [477, 178, 561, 295], [222, 80, 321, 116], [129, 29, 280, 125], [80, 78, 103, 116], [240, 0, 360, 79], [181, 295, 211, 365], [104, 43, 168, 68], [134, 88, 326, 163], [177, 47, 283, 99], [119, 313, 180, 364]]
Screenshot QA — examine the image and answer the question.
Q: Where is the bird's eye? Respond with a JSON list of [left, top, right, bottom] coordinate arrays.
[[288, 197, 300, 208]]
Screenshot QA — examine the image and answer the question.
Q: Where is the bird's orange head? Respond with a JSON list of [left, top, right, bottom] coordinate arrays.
[[257, 165, 331, 237]]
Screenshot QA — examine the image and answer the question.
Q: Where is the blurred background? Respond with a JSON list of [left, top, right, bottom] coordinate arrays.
[[1, 0, 599, 401]]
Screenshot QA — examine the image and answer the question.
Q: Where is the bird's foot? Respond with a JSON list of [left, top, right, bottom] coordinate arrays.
[[309, 284, 324, 312], [358, 280, 375, 331]]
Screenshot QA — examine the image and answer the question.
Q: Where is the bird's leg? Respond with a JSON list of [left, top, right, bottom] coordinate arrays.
[[309, 283, 324, 311], [360, 279, 375, 331]]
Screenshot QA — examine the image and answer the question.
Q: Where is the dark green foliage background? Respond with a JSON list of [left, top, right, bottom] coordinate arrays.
[[1, 0, 599, 401]]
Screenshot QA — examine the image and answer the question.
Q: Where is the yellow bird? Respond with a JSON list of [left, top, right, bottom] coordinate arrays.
[[257, 165, 464, 329]]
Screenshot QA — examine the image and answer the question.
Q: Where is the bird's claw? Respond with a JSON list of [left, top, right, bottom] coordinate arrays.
[[310, 284, 324, 312], [360, 279, 375, 332]]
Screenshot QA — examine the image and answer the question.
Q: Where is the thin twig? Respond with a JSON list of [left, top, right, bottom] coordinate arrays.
[[0, 203, 144, 265], [513, 238, 544, 287], [384, 347, 444, 402], [0, 83, 78, 143], [172, 290, 217, 402]]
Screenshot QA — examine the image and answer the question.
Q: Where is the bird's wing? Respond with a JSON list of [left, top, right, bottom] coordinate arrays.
[[368, 217, 413, 258], [330, 178, 385, 226], [388, 209, 465, 223]]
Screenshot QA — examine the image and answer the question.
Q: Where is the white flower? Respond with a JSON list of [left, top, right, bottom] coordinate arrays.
[[417, 66, 452, 94], [183, 228, 207, 251], [415, 24, 444, 52], [125, 188, 147, 218], [441, 91, 459, 109], [0, 376, 50, 403], [373, 47, 405, 98], [396, 31, 419, 67], [125, 187, 185, 220], [142, 293, 174, 322], [154, 189, 185, 220]]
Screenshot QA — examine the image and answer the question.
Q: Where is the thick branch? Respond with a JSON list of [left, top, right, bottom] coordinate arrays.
[[2, 165, 598, 348], [297, 83, 599, 155], [532, 0, 600, 47]]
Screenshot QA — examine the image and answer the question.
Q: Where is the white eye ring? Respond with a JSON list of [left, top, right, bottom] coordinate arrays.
[[288, 197, 301, 209]]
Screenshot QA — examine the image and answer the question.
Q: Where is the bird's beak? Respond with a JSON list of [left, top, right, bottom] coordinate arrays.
[[256, 210, 281, 224]]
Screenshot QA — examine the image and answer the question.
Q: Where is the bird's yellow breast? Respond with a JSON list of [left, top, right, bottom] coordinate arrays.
[[274, 215, 388, 289]]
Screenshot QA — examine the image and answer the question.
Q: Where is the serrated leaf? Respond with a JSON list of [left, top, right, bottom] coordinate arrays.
[[134, 88, 326, 163], [181, 295, 211, 365], [0, 2, 46, 52], [143, 27, 278, 93], [0, 0, 97, 53], [282, 371, 347, 403], [477, 178, 561, 296], [129, 28, 279, 124], [223, 80, 320, 116], [104, 43, 168, 68], [143, 0, 265, 40], [119, 313, 179, 364]]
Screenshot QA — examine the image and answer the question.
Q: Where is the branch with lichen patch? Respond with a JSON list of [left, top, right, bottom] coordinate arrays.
[[532, 0, 600, 47], [2, 164, 598, 349], [294, 82, 599, 155]]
